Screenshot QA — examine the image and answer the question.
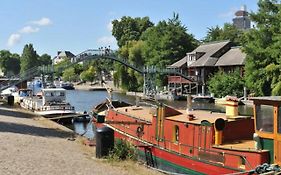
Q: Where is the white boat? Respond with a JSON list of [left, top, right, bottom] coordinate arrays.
[[21, 88, 75, 116]]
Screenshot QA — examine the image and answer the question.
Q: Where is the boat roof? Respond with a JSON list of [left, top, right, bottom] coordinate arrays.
[[114, 105, 250, 125], [250, 96, 281, 105], [167, 110, 227, 124], [42, 88, 65, 92], [114, 106, 155, 122]]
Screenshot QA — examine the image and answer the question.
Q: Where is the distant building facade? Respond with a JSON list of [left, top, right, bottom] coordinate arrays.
[[53, 51, 75, 65], [233, 5, 251, 30]]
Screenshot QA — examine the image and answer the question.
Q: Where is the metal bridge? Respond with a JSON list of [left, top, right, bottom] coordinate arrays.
[[0, 49, 195, 96]]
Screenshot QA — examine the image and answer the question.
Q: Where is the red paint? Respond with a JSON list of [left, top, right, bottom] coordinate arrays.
[[98, 108, 269, 174]]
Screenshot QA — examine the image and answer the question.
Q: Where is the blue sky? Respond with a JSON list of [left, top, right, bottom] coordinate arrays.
[[0, 0, 258, 57]]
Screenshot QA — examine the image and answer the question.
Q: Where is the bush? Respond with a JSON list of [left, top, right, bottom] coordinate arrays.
[[208, 69, 245, 98], [108, 139, 137, 161]]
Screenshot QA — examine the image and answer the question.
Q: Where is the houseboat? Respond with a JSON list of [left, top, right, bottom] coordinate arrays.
[[21, 88, 75, 116], [95, 97, 281, 174]]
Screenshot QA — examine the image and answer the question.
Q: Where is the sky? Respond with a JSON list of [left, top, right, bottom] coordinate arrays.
[[0, 0, 258, 57]]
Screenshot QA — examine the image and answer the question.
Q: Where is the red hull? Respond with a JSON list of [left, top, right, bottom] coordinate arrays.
[[97, 105, 269, 175]]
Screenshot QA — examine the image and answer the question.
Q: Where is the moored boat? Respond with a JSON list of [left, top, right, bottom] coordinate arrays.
[[21, 88, 75, 117], [94, 97, 281, 174]]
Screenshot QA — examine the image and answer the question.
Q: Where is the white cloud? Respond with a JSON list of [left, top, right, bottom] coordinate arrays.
[[19, 26, 40, 34], [97, 36, 117, 46], [31, 17, 52, 26], [7, 33, 21, 47]]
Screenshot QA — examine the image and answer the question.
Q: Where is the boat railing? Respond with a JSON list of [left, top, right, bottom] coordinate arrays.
[[152, 136, 254, 170]]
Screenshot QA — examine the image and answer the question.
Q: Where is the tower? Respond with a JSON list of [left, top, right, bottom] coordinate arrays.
[[233, 5, 251, 30]]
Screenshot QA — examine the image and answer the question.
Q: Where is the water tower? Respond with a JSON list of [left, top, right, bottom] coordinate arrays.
[[233, 5, 251, 30]]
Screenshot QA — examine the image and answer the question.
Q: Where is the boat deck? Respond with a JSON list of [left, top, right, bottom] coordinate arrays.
[[115, 106, 155, 122]]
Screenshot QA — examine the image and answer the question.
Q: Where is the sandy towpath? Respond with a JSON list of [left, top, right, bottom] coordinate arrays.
[[0, 105, 160, 175]]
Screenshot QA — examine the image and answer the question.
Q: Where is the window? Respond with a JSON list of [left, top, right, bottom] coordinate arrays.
[[174, 125, 179, 142], [239, 156, 246, 169], [256, 105, 274, 133]]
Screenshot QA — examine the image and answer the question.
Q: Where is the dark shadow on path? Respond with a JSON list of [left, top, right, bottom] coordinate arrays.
[[0, 107, 35, 119], [0, 121, 72, 138]]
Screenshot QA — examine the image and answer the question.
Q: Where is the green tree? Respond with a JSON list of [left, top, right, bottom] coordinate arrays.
[[0, 50, 20, 76], [141, 13, 198, 87], [243, 0, 280, 96], [114, 40, 145, 91], [204, 23, 244, 45], [54, 59, 71, 77], [112, 16, 154, 47], [208, 70, 245, 98], [112, 16, 153, 91], [38, 54, 52, 66], [80, 66, 96, 82], [20, 44, 39, 73], [62, 67, 77, 82]]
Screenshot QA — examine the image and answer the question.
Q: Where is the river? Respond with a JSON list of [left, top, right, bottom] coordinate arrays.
[[65, 90, 254, 139]]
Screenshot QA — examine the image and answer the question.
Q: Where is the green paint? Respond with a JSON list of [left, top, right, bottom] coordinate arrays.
[[261, 138, 274, 164], [138, 150, 205, 175]]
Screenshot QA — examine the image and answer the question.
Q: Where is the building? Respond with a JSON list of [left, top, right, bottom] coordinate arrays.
[[233, 5, 251, 30], [53, 51, 75, 65], [167, 41, 246, 95]]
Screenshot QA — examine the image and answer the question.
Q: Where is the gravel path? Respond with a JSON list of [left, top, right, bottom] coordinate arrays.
[[0, 105, 160, 175]]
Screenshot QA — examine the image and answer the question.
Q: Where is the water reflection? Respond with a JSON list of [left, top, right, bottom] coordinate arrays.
[[73, 121, 95, 139]]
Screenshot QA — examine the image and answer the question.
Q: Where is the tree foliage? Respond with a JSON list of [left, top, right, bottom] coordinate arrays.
[[38, 53, 52, 66], [204, 23, 244, 45], [112, 14, 198, 91], [20, 44, 39, 73], [80, 66, 96, 82], [62, 67, 77, 82], [112, 16, 154, 47], [243, 0, 281, 96], [0, 50, 20, 76], [141, 13, 198, 87], [207, 70, 245, 98]]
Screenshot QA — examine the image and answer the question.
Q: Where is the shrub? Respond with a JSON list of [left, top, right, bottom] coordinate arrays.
[[108, 139, 137, 161]]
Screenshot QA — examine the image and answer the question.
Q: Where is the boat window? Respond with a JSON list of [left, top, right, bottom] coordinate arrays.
[[60, 92, 65, 96], [255, 105, 273, 133], [173, 125, 179, 143], [45, 92, 51, 97], [239, 156, 246, 169], [278, 107, 281, 134]]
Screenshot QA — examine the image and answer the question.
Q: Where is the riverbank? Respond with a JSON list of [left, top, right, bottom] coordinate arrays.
[[74, 81, 121, 92], [0, 104, 161, 175]]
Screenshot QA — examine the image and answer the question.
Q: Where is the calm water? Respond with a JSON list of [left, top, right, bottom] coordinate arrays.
[[65, 90, 254, 139]]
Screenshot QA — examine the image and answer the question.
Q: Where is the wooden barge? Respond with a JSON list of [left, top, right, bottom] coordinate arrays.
[[94, 97, 281, 174]]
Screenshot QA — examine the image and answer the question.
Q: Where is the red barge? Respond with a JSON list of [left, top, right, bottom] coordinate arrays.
[[94, 97, 281, 174]]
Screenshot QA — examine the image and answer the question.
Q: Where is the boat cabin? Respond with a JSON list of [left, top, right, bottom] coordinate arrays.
[[251, 96, 281, 165], [42, 88, 66, 105]]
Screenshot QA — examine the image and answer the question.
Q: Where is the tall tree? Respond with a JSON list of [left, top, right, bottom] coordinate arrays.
[[112, 16, 153, 91], [141, 14, 198, 87], [20, 44, 39, 73], [243, 0, 280, 96], [112, 16, 154, 47]]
